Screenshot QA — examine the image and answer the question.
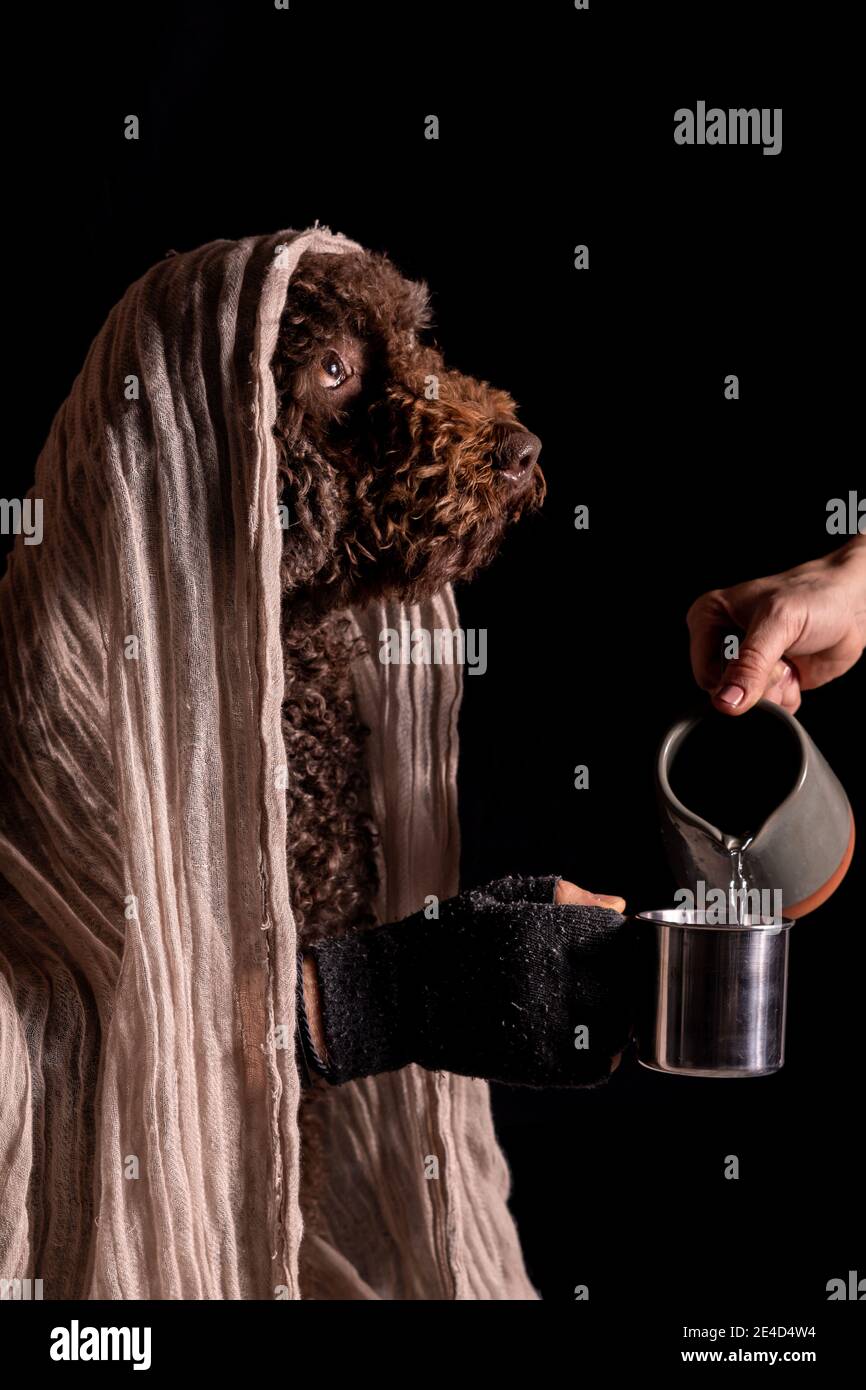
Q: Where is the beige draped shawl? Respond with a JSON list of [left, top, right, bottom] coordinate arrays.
[[0, 228, 537, 1300]]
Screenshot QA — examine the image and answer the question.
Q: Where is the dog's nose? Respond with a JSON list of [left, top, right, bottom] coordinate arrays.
[[494, 428, 542, 480]]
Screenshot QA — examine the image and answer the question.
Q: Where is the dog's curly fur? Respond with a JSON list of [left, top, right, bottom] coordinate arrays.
[[270, 248, 544, 1292]]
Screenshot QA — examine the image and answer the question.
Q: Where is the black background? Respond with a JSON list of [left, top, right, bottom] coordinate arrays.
[[5, 0, 862, 1321]]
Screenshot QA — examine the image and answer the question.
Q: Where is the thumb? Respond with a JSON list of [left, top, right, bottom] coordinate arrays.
[[556, 880, 627, 913], [712, 597, 795, 714]]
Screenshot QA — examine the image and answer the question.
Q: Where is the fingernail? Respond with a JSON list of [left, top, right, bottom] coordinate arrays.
[[716, 684, 745, 707]]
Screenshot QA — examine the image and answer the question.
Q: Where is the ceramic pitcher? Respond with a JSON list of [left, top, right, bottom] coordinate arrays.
[[655, 699, 854, 918]]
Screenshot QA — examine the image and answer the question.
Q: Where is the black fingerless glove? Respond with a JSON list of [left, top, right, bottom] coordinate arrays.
[[297, 874, 641, 1089]]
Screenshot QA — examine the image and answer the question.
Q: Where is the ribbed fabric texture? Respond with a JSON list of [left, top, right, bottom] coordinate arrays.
[[0, 231, 538, 1300], [300, 594, 539, 1299]]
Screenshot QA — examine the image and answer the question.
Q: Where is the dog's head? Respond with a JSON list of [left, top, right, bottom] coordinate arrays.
[[272, 249, 544, 604]]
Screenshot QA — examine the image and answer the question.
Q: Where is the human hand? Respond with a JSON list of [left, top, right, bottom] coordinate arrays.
[[299, 874, 638, 1089], [687, 537, 866, 715]]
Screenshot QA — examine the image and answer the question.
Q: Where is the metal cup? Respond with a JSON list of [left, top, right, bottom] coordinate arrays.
[[634, 909, 794, 1078]]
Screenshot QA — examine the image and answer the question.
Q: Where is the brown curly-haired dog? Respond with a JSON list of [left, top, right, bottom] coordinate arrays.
[[270, 248, 544, 1293]]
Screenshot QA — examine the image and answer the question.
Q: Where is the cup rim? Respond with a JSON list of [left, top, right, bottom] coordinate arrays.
[[635, 908, 794, 931]]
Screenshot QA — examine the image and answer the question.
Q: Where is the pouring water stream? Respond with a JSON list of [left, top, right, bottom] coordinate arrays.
[[722, 834, 754, 924]]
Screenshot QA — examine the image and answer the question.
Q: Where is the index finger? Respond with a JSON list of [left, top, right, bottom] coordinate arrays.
[[686, 590, 733, 689]]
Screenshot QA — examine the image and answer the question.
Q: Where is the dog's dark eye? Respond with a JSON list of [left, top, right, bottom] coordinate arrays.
[[319, 350, 348, 389]]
